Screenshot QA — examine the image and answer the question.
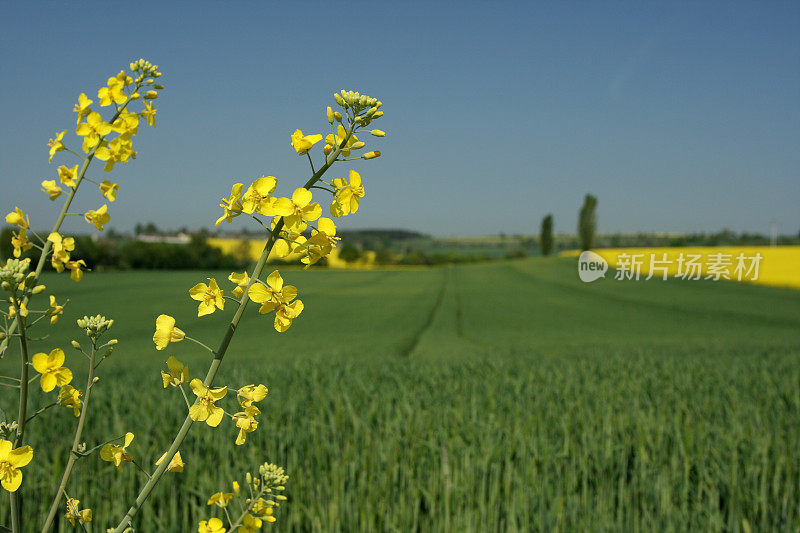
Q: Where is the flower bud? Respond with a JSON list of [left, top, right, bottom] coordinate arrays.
[[370, 129, 385, 137], [367, 107, 377, 116], [334, 93, 345, 106], [131, 93, 141, 100], [32, 284, 46, 295], [144, 91, 158, 100], [153, 84, 164, 90], [351, 141, 365, 149], [333, 111, 342, 122], [373, 111, 384, 118], [362, 151, 381, 160], [1, 282, 11, 292], [146, 78, 155, 84], [326, 106, 334, 124], [92, 376, 100, 384], [130, 62, 138, 71], [323, 145, 333, 155], [71, 340, 82, 350], [107, 339, 118, 345]]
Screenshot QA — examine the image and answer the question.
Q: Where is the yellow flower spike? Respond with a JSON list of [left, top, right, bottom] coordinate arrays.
[[153, 314, 186, 350], [207, 491, 233, 507], [100, 432, 135, 471], [237, 384, 268, 408], [241, 176, 278, 215], [0, 440, 33, 492], [5, 207, 29, 229], [97, 77, 127, 107], [41, 180, 63, 201], [48, 295, 65, 324], [57, 385, 82, 417], [64, 259, 87, 282], [215, 183, 244, 227], [73, 93, 93, 124], [47, 130, 67, 162], [141, 101, 157, 126], [189, 378, 227, 427], [155, 450, 185, 473], [11, 231, 32, 258], [330, 170, 365, 217], [228, 271, 251, 298], [84, 204, 110, 231], [324, 124, 359, 156], [233, 405, 260, 445], [161, 356, 189, 388], [99, 180, 119, 202], [290, 129, 323, 155], [271, 188, 321, 232], [31, 348, 73, 392], [198, 517, 226, 533], [57, 164, 79, 188], [241, 513, 263, 532], [75, 112, 113, 153], [362, 150, 381, 159], [65, 498, 92, 525], [189, 278, 224, 317]]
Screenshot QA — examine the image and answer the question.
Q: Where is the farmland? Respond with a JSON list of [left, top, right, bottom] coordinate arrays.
[[2, 257, 800, 531]]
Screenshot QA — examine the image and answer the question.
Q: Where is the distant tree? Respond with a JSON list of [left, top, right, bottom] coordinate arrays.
[[578, 194, 598, 251], [540, 214, 554, 256], [338, 243, 361, 263], [0, 227, 13, 260]]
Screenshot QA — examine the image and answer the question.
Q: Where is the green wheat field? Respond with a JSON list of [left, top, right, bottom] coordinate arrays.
[[2, 257, 800, 531]]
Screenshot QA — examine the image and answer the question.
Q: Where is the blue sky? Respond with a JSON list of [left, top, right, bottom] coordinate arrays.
[[1, 1, 798, 237]]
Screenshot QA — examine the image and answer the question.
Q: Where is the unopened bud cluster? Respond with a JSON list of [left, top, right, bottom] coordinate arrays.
[[77, 314, 114, 339], [0, 258, 31, 289]]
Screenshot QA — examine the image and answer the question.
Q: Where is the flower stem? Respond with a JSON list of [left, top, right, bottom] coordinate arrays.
[[10, 310, 30, 533], [40, 339, 98, 532], [110, 119, 357, 532]]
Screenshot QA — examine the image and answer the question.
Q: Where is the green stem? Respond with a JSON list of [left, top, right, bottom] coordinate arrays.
[[10, 310, 30, 533], [40, 340, 98, 532], [110, 119, 357, 532]]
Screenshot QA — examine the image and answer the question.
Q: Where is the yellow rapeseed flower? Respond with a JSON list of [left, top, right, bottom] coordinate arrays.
[[241, 176, 278, 215], [153, 314, 186, 350], [64, 259, 87, 282], [228, 271, 251, 298], [141, 101, 157, 126], [233, 405, 260, 445], [198, 517, 226, 533], [271, 188, 321, 232], [57, 384, 82, 417], [189, 278, 224, 317], [189, 378, 227, 427], [0, 440, 33, 492], [65, 498, 92, 525], [94, 137, 134, 171], [303, 217, 339, 266], [155, 450, 185, 473], [73, 93, 93, 124], [5, 208, 29, 229], [161, 356, 189, 388], [207, 491, 233, 507], [75, 112, 113, 153], [248, 270, 304, 332], [57, 164, 79, 188], [290, 129, 323, 155], [31, 348, 73, 392], [99, 180, 119, 202], [325, 124, 359, 156], [331, 170, 365, 217], [215, 183, 244, 227], [237, 384, 268, 408], [100, 432, 134, 471], [41, 180, 63, 201], [48, 130, 67, 162], [111, 109, 140, 138], [241, 513, 263, 532], [11, 230, 32, 258], [48, 295, 65, 324], [97, 77, 127, 106], [84, 205, 110, 231]]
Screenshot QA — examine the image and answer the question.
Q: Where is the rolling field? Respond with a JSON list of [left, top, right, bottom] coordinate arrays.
[[2, 258, 800, 531]]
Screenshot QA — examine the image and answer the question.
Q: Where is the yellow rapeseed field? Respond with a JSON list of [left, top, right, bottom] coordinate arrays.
[[208, 238, 378, 268], [561, 246, 800, 289]]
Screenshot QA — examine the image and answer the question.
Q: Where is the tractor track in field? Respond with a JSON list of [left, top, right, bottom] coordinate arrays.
[[400, 267, 450, 357]]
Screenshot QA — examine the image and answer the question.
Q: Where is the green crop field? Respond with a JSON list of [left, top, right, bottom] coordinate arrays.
[[2, 257, 800, 531]]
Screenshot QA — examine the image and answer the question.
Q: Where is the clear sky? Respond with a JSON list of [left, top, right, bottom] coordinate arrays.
[[1, 1, 798, 237]]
